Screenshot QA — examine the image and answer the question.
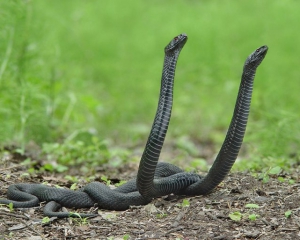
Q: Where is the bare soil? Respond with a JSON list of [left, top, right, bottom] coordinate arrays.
[[0, 149, 299, 240]]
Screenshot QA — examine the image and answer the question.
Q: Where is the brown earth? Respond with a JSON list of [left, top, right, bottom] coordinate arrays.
[[0, 149, 299, 240]]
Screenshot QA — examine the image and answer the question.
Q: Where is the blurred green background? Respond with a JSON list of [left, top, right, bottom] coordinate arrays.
[[0, 0, 299, 164]]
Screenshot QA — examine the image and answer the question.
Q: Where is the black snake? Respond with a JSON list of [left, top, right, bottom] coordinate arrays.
[[0, 33, 200, 218], [137, 45, 268, 198]]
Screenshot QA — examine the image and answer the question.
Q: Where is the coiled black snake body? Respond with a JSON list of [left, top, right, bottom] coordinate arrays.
[[137, 45, 268, 198]]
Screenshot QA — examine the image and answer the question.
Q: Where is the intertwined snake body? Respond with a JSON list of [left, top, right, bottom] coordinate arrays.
[[137, 45, 268, 198]]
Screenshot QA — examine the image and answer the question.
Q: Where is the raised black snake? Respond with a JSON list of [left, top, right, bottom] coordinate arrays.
[[137, 45, 268, 198], [0, 34, 200, 218], [0, 34, 268, 218]]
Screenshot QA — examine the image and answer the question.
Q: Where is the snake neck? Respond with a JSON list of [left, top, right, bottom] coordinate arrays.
[[137, 52, 180, 198], [185, 67, 257, 195]]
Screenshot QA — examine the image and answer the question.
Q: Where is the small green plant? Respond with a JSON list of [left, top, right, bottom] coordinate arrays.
[[70, 213, 89, 225], [181, 199, 190, 208], [229, 211, 242, 221], [70, 183, 78, 190], [65, 175, 79, 183], [229, 204, 261, 222], [262, 175, 270, 183], [18, 158, 36, 174], [285, 210, 292, 218], [277, 176, 295, 184], [3, 174, 11, 180], [101, 176, 111, 186], [42, 216, 50, 224], [41, 137, 113, 171], [277, 176, 285, 182], [85, 176, 96, 182], [20, 172, 30, 179], [115, 180, 127, 187], [42, 163, 68, 173], [259, 166, 282, 183], [123, 234, 130, 240], [21, 158, 34, 166], [245, 204, 259, 209], [244, 203, 260, 221], [233, 157, 296, 173], [8, 203, 14, 212], [14, 148, 25, 156], [156, 213, 168, 218], [70, 212, 81, 218], [248, 214, 259, 221], [1, 203, 15, 212], [288, 179, 295, 184], [268, 166, 282, 175]]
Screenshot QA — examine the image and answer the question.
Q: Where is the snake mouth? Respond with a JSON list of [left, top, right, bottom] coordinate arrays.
[[245, 45, 268, 68], [259, 45, 268, 55], [256, 46, 268, 64], [164, 33, 188, 54], [179, 34, 188, 45]]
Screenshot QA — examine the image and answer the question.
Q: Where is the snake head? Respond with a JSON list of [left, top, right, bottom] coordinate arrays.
[[164, 33, 188, 54], [244, 45, 268, 70]]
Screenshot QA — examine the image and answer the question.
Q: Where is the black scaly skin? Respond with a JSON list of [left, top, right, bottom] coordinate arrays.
[[179, 45, 268, 196], [137, 34, 201, 199], [0, 34, 200, 218], [0, 163, 188, 218]]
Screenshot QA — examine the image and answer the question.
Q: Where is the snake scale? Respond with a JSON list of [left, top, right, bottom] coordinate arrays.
[[0, 33, 268, 218]]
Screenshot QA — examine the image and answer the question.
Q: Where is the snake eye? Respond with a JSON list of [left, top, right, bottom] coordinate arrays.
[[174, 37, 178, 41], [255, 48, 260, 53]]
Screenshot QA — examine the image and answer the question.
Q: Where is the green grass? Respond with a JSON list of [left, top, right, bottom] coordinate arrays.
[[0, 0, 300, 167]]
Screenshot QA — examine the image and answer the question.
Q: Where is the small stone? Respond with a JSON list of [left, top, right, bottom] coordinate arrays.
[[254, 196, 269, 203]]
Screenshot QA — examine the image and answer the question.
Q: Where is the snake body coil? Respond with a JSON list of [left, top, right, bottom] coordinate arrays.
[[137, 45, 268, 198]]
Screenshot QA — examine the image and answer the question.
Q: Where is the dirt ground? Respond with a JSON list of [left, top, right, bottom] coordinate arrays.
[[0, 149, 299, 240]]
